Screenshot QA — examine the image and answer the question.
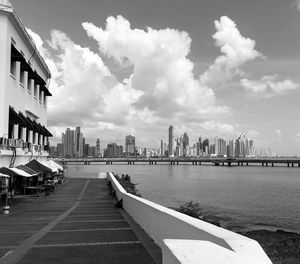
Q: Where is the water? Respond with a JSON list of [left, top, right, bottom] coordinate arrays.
[[65, 164, 300, 233]]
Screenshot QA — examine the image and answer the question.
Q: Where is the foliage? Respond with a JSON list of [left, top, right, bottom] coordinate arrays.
[[177, 201, 202, 219], [114, 174, 142, 197]]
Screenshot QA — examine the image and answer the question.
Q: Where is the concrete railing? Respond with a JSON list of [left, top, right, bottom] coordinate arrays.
[[107, 172, 272, 264]]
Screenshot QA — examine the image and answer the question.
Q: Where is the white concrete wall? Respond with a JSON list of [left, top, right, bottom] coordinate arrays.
[[107, 172, 272, 264], [0, 149, 49, 167]]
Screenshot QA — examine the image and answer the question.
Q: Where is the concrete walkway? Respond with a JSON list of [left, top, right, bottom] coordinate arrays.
[[0, 178, 161, 264]]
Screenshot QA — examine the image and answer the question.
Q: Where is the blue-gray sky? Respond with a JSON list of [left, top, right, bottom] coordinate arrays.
[[13, 0, 300, 155]]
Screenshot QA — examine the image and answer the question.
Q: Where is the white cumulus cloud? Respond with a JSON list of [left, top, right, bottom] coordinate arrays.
[[292, 0, 300, 10], [82, 15, 228, 119], [241, 75, 300, 97], [200, 16, 262, 86]]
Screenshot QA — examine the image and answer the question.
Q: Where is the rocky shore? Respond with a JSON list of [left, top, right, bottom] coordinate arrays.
[[242, 229, 300, 264], [203, 215, 300, 264], [175, 203, 300, 264]]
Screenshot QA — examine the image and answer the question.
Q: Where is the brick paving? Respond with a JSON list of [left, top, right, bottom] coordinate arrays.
[[0, 178, 161, 264]]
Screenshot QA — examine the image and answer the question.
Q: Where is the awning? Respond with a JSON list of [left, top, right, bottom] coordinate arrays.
[[17, 165, 39, 176], [25, 159, 53, 175], [41, 125, 53, 137], [9, 168, 33, 178], [49, 160, 64, 171], [38, 160, 58, 173], [20, 58, 32, 72], [18, 112, 35, 131], [40, 85, 52, 96], [9, 107, 27, 126], [11, 44, 23, 61], [32, 120, 44, 134], [0, 173, 10, 178], [0, 167, 33, 178]]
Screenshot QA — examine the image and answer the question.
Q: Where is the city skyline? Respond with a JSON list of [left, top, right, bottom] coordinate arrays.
[[53, 125, 276, 158], [12, 0, 300, 155]]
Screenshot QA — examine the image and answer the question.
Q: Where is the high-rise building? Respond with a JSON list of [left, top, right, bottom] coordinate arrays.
[[62, 128, 75, 157], [125, 135, 135, 156], [96, 137, 101, 157], [160, 140, 164, 157], [106, 143, 123, 158], [168, 125, 174, 157], [182, 132, 189, 156]]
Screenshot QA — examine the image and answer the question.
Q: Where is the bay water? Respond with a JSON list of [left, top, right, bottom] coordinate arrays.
[[65, 164, 300, 233]]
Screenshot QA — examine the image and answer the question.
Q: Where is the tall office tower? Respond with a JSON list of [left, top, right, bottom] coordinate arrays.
[[196, 142, 200, 156], [199, 137, 202, 151], [96, 137, 101, 157], [74, 126, 80, 157], [202, 139, 209, 156], [63, 127, 75, 157], [168, 125, 174, 157], [160, 140, 164, 157], [182, 132, 189, 156], [125, 135, 135, 156]]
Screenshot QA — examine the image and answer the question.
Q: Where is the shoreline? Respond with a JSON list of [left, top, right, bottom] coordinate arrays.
[[184, 209, 300, 264]]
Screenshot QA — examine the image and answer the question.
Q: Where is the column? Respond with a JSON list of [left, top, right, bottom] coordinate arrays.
[[22, 127, 27, 141], [13, 124, 19, 139], [28, 130, 33, 143]]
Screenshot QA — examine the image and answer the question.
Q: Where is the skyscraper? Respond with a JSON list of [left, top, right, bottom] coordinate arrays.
[[125, 135, 135, 156], [168, 125, 174, 157], [96, 137, 101, 157], [182, 132, 189, 156]]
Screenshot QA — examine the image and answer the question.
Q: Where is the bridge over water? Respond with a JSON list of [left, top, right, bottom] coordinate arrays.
[[57, 157, 300, 167]]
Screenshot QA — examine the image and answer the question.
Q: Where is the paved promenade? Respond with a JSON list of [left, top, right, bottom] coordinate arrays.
[[0, 178, 161, 264]]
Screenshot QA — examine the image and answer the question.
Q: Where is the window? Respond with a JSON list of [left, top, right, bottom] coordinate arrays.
[[34, 84, 38, 98], [44, 94, 47, 108], [20, 70, 25, 86], [18, 126, 23, 140], [39, 90, 42, 102], [27, 78, 31, 93], [10, 60, 16, 77]]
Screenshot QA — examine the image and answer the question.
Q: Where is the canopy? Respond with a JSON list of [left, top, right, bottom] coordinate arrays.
[[0, 173, 10, 178], [0, 167, 33, 177], [9, 168, 33, 178], [50, 160, 63, 171], [25, 159, 53, 175], [38, 160, 58, 173], [17, 165, 39, 176]]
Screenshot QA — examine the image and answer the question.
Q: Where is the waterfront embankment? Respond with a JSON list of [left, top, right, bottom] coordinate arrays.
[[189, 209, 300, 264]]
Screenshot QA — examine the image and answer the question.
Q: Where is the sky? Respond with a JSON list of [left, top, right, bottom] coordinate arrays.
[[11, 0, 300, 155]]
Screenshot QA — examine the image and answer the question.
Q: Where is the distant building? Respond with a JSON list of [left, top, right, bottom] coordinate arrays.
[[182, 132, 189, 157], [125, 135, 135, 156], [106, 143, 123, 158], [57, 143, 63, 157], [88, 146, 96, 157], [168, 125, 174, 157], [96, 137, 101, 157]]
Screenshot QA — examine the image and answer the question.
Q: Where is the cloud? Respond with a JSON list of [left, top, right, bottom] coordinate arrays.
[[200, 16, 262, 86], [82, 16, 228, 119], [27, 29, 142, 132], [295, 133, 300, 142], [292, 0, 300, 10], [27, 15, 265, 146], [241, 75, 300, 97]]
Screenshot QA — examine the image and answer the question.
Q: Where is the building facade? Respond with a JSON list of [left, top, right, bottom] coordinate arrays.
[[125, 135, 135, 156], [0, 0, 52, 167]]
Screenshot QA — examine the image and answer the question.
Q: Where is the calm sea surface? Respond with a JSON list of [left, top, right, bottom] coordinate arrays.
[[65, 164, 300, 233]]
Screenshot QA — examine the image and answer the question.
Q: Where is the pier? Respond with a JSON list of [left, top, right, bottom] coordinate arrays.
[[58, 157, 300, 168], [0, 178, 161, 264]]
